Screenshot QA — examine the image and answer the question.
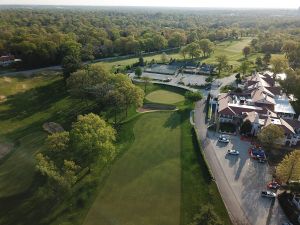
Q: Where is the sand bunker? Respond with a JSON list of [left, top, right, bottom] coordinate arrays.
[[0, 95, 7, 103], [43, 122, 64, 134], [0, 143, 13, 159]]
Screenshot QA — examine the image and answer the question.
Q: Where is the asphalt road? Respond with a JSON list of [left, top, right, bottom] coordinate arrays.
[[194, 100, 288, 225]]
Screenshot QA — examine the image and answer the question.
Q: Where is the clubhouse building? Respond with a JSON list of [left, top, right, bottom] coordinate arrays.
[[215, 72, 300, 146]]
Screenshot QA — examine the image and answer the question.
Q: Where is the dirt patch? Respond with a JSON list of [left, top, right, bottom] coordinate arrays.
[[0, 143, 13, 159], [3, 77, 12, 83], [43, 122, 64, 134], [0, 95, 7, 103]]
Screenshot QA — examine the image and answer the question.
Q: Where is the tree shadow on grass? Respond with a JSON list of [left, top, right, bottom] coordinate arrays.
[[0, 79, 67, 121], [163, 109, 190, 129]]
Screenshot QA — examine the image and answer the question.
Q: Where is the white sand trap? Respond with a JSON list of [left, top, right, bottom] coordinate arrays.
[[0, 95, 7, 103], [3, 77, 12, 83], [43, 122, 64, 134], [0, 143, 13, 159]]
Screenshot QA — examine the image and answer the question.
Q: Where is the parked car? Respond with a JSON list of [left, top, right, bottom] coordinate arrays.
[[227, 149, 239, 155], [261, 191, 276, 198], [218, 135, 229, 143], [267, 181, 280, 189]]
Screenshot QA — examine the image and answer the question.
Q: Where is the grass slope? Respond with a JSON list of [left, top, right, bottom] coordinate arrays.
[[145, 89, 185, 104], [84, 112, 181, 225]]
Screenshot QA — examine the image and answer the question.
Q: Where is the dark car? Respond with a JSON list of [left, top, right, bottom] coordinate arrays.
[[267, 181, 280, 189]]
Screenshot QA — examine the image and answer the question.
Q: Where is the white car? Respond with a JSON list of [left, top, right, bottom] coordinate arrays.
[[227, 149, 239, 155], [218, 135, 229, 143], [261, 191, 276, 198]]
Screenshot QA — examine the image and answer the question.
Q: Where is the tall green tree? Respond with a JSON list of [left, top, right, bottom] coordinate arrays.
[[198, 39, 214, 57], [242, 46, 251, 58], [258, 124, 285, 147], [270, 55, 288, 76], [70, 113, 116, 168], [216, 55, 229, 75], [276, 151, 300, 183]]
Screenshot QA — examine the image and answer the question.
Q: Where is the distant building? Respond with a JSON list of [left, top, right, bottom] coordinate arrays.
[[0, 55, 21, 67]]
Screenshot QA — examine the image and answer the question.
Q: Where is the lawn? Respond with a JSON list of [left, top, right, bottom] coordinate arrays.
[[98, 37, 256, 73], [84, 87, 231, 225], [84, 112, 181, 225], [145, 89, 185, 104], [0, 74, 231, 225]]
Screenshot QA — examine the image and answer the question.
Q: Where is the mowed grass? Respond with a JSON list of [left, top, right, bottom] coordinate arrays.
[[145, 89, 185, 104], [84, 112, 181, 225], [203, 37, 254, 66]]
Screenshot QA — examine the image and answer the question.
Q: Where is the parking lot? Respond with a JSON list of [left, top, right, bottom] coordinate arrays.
[[208, 132, 288, 225]]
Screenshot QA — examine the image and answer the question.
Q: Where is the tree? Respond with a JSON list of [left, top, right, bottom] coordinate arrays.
[[70, 113, 116, 168], [138, 56, 144, 66], [257, 124, 285, 147], [186, 42, 201, 59], [62, 54, 82, 80], [205, 76, 213, 83], [46, 131, 70, 153], [168, 32, 186, 47], [216, 55, 229, 75], [198, 39, 214, 57], [239, 61, 249, 75], [135, 67, 142, 78], [240, 120, 252, 135], [180, 46, 188, 60], [141, 76, 151, 92], [161, 52, 170, 63], [276, 151, 300, 183], [36, 153, 80, 196], [67, 64, 111, 102], [188, 206, 223, 225], [110, 74, 144, 117], [243, 46, 251, 58], [270, 55, 288, 76], [255, 56, 263, 69], [185, 91, 203, 103], [263, 53, 271, 65]]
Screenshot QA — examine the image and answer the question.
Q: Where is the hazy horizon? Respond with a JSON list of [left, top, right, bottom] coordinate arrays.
[[0, 0, 299, 9]]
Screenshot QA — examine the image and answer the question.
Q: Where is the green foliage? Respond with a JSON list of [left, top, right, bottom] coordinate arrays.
[[270, 55, 288, 75], [168, 32, 187, 47], [62, 54, 82, 80], [258, 124, 285, 147], [185, 91, 203, 102], [240, 120, 252, 135], [216, 55, 229, 75], [135, 66, 142, 77], [276, 151, 300, 183], [239, 60, 249, 75], [70, 113, 116, 167], [188, 206, 224, 225], [242, 46, 251, 58], [198, 39, 214, 57], [161, 52, 170, 63]]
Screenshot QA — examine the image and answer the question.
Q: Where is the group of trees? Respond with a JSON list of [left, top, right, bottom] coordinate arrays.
[[36, 113, 116, 198], [2, 7, 299, 69], [67, 64, 144, 123], [180, 39, 214, 59]]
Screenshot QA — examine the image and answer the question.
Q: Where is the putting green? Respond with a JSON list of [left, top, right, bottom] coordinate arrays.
[[84, 112, 181, 225], [145, 90, 184, 104]]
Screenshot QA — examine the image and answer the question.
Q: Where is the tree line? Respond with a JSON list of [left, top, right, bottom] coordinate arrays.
[[1, 8, 299, 69]]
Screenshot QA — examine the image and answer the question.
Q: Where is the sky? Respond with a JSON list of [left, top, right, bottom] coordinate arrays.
[[0, 0, 299, 9]]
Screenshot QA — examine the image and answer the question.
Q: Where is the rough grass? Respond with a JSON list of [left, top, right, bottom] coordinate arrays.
[[84, 112, 181, 225], [0, 74, 92, 198], [145, 89, 185, 104]]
